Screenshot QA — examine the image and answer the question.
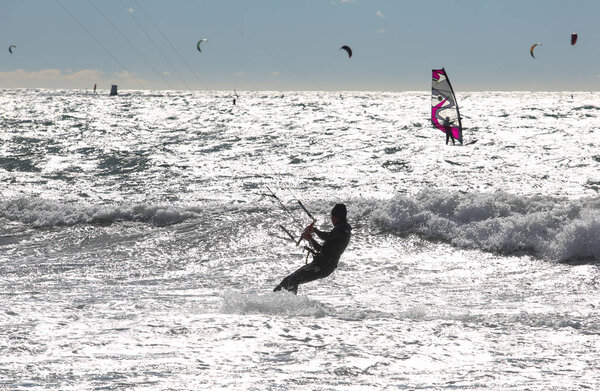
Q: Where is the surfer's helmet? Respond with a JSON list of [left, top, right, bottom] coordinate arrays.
[[331, 204, 347, 219]]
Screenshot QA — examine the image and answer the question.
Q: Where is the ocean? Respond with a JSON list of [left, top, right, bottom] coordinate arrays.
[[1, 89, 599, 390]]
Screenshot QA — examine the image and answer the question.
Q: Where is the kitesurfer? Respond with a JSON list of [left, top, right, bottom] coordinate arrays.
[[443, 117, 456, 145], [273, 203, 352, 294]]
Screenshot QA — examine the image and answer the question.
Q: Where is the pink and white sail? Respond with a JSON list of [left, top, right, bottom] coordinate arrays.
[[431, 68, 463, 144]]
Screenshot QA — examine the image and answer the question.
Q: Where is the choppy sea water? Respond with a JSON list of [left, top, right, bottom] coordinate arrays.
[[1, 89, 599, 390]]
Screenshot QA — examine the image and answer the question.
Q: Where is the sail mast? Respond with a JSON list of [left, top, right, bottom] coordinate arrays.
[[443, 67, 463, 136]]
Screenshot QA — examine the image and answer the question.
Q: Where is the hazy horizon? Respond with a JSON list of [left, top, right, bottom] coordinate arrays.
[[2, 84, 598, 93]]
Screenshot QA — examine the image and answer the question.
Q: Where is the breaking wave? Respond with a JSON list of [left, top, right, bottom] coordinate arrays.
[[357, 189, 600, 262], [0, 196, 199, 227]]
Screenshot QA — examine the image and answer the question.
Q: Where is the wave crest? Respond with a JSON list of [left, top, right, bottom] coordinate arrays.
[[0, 197, 198, 227], [358, 189, 600, 262]]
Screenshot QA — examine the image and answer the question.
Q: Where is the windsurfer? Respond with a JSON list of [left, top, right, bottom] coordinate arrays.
[[432, 68, 464, 145], [444, 117, 456, 145], [273, 204, 351, 294]]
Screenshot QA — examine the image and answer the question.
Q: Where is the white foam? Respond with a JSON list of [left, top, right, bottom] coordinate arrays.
[[220, 292, 329, 317], [358, 189, 600, 262], [0, 197, 198, 227]]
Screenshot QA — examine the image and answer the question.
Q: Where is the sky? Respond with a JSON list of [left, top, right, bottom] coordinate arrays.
[[1, 0, 599, 91]]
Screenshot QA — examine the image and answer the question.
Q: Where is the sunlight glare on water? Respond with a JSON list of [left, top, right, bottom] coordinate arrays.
[[0, 89, 599, 390]]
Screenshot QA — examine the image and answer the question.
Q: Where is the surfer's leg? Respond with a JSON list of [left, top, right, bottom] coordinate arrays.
[[273, 281, 297, 294], [274, 264, 312, 293], [274, 263, 333, 294]]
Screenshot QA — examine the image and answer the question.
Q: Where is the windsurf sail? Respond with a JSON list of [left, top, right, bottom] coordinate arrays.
[[431, 68, 463, 144]]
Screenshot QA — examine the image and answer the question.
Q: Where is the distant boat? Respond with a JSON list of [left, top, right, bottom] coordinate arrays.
[[109, 85, 118, 96]]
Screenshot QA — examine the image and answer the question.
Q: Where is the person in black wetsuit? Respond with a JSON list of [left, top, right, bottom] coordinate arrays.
[[443, 117, 456, 145], [273, 203, 352, 294]]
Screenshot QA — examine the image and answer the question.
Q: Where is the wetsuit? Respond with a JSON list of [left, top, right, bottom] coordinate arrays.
[[274, 219, 352, 294], [445, 125, 455, 145]]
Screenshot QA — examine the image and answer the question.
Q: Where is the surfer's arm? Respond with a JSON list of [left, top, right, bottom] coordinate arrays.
[[314, 226, 344, 241], [301, 225, 322, 251], [309, 237, 322, 252], [313, 227, 328, 240]]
